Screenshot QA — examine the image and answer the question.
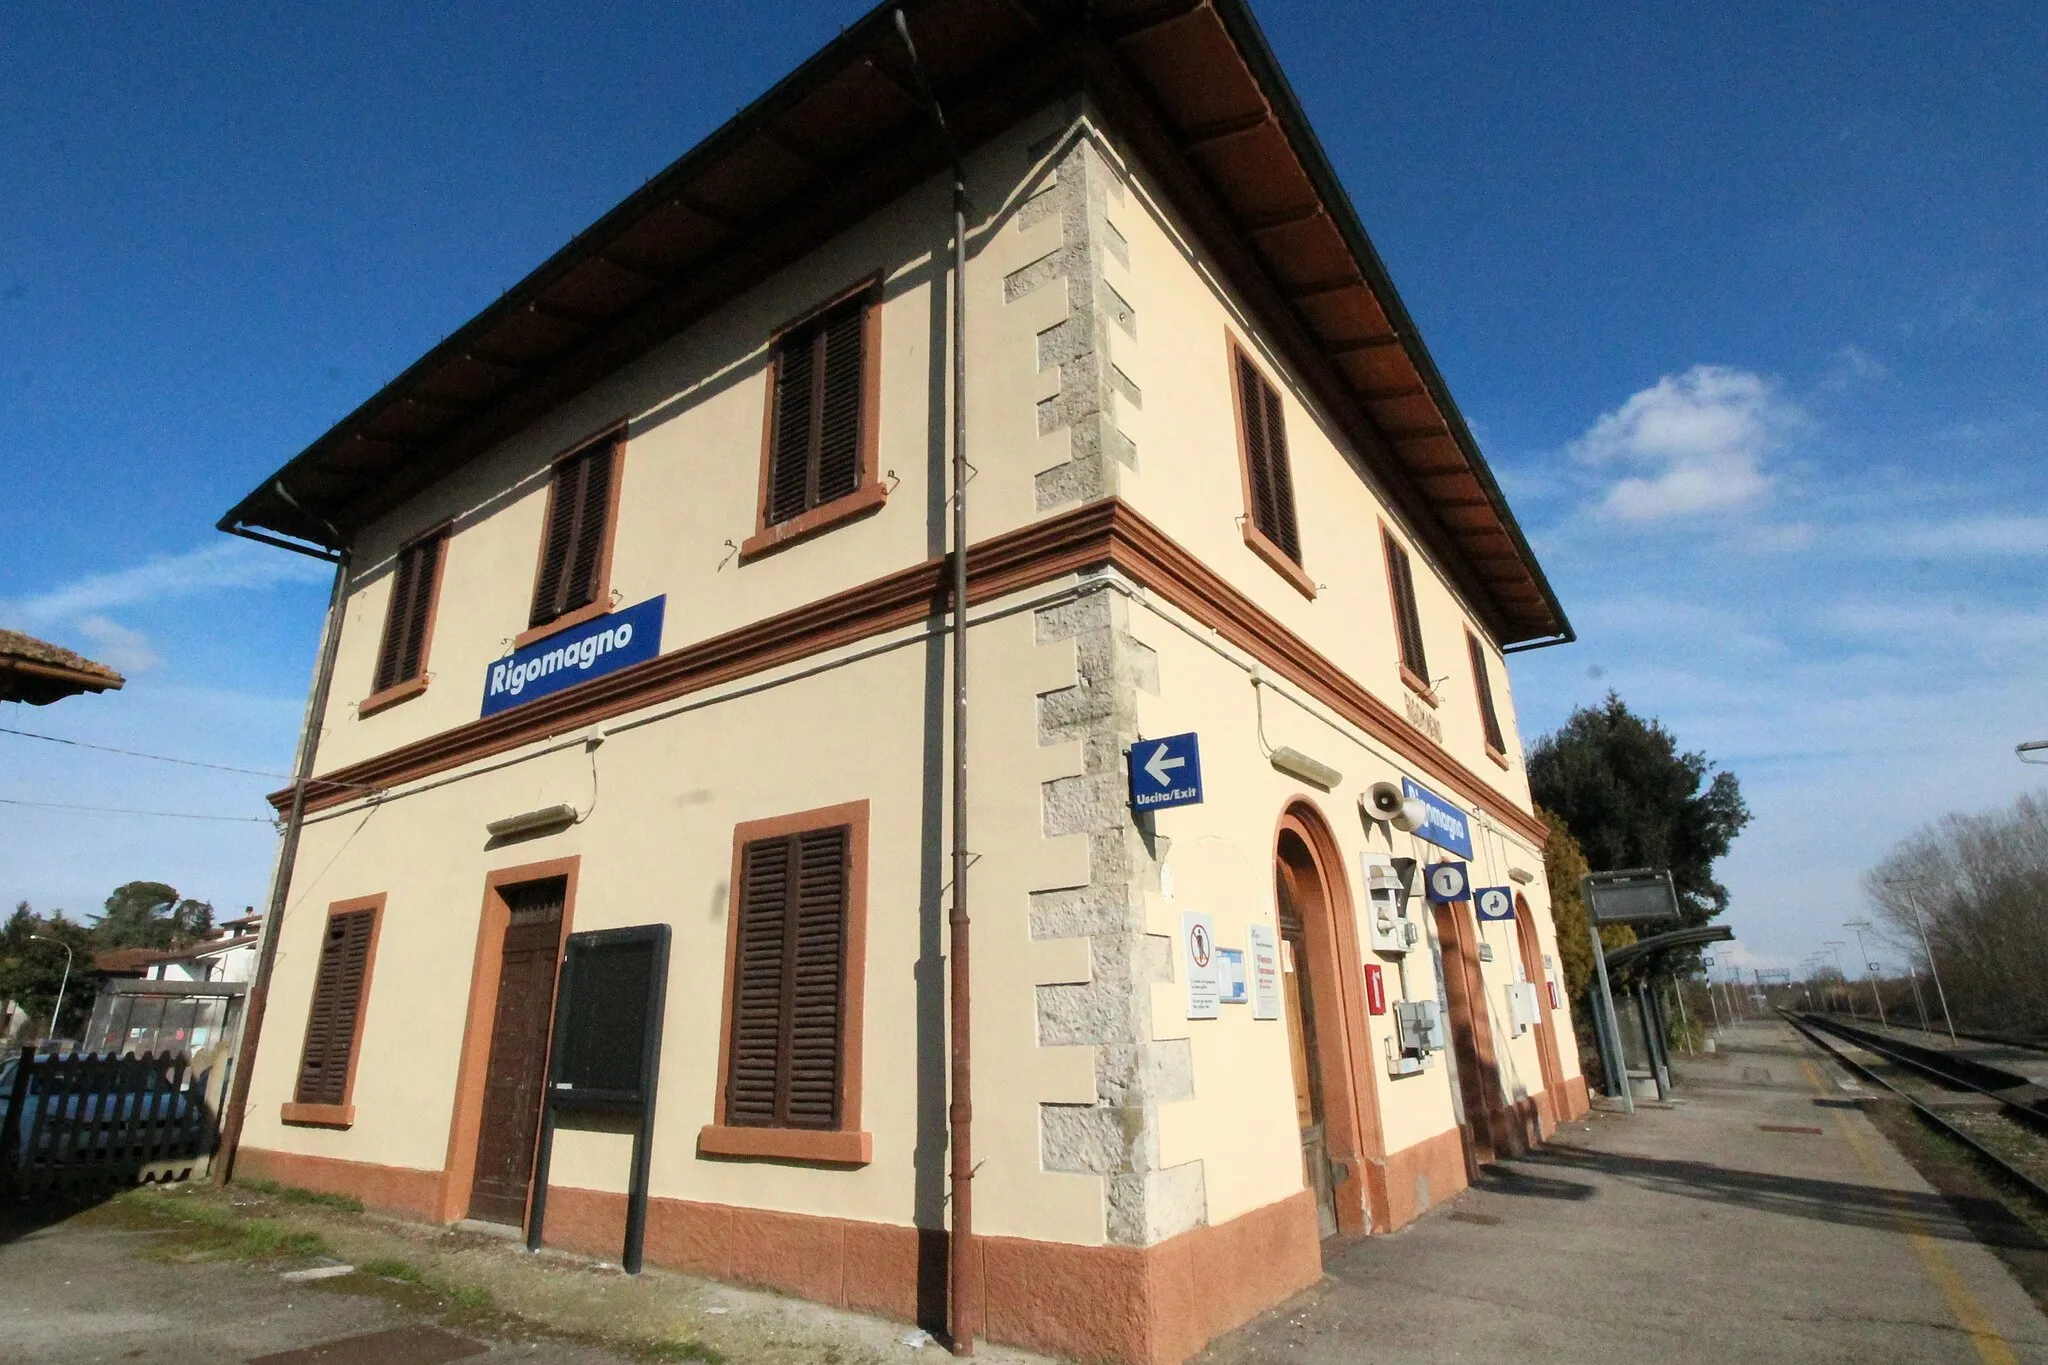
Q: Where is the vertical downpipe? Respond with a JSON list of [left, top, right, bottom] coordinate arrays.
[[214, 545, 351, 1183], [892, 9, 974, 1352]]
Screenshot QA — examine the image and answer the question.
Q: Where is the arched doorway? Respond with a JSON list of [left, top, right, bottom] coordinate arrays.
[[1430, 894, 1507, 1168], [1272, 803, 1385, 1240], [1513, 893, 1567, 1130]]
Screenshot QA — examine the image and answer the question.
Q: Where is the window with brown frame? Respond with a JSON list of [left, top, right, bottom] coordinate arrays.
[[701, 801, 869, 1165], [1231, 340, 1306, 591], [283, 896, 383, 1127], [1382, 529, 1429, 688], [741, 285, 884, 559], [527, 432, 622, 634], [369, 528, 446, 699], [1468, 630, 1507, 756]]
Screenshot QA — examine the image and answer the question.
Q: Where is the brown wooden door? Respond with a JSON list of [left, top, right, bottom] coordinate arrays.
[[1277, 861, 1339, 1239], [1432, 900, 1503, 1167], [1514, 898, 1567, 1117], [468, 879, 565, 1227]]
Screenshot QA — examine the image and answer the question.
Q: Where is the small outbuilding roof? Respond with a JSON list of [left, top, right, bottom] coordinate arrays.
[[220, 0, 1570, 646], [0, 630, 125, 706]]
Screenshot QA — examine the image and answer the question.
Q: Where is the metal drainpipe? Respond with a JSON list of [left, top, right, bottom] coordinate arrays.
[[214, 541, 351, 1184], [891, 11, 975, 1352]]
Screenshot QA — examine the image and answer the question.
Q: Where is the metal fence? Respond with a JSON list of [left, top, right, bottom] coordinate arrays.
[[0, 1051, 218, 1196]]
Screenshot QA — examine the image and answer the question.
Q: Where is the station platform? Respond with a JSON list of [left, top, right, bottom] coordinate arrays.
[[1202, 1019, 2048, 1364], [1834, 1015, 2048, 1091]]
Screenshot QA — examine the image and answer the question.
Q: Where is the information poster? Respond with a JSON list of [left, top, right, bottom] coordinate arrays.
[[1217, 948, 1246, 1005], [1248, 923, 1282, 1020], [1181, 910, 1220, 1019]]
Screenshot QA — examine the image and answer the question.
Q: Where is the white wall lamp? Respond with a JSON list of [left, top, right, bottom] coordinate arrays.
[[485, 803, 579, 841], [1269, 746, 1342, 791]]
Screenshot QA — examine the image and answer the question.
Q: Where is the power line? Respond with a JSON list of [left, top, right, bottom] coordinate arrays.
[[0, 724, 293, 779], [0, 797, 275, 824], [0, 724, 380, 792]]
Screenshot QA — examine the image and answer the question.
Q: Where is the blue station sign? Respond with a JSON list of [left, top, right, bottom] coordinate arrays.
[[481, 596, 665, 718], [1474, 886, 1516, 921], [1128, 732, 1203, 812], [1424, 861, 1471, 904], [1401, 778, 1474, 858]]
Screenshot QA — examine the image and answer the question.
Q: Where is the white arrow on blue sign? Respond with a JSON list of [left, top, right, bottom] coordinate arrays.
[[1423, 861, 1471, 903], [1128, 732, 1203, 811]]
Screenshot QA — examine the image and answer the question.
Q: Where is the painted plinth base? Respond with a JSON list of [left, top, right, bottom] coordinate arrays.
[[237, 1147, 1321, 1365]]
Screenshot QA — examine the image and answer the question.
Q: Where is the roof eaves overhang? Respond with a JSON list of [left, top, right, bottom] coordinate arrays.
[[221, 0, 1569, 646]]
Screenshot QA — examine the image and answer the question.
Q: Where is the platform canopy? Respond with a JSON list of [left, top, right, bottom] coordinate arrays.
[[0, 629, 125, 706]]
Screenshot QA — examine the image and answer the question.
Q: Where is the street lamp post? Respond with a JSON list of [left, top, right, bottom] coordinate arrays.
[[1883, 878, 1958, 1042], [26, 935, 73, 1046], [1844, 920, 1887, 1028]]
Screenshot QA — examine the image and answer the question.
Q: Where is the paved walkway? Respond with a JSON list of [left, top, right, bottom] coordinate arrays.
[[1203, 1019, 2048, 1365]]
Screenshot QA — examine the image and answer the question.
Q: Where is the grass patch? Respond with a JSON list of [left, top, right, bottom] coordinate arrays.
[[359, 1256, 426, 1284], [235, 1176, 365, 1213], [146, 1215, 330, 1264], [350, 1256, 491, 1311], [641, 1340, 726, 1364]]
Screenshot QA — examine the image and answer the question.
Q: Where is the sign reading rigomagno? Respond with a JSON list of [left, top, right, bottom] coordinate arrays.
[[482, 596, 664, 717], [1401, 778, 1473, 858]]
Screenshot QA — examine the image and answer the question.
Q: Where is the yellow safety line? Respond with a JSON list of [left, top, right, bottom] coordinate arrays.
[[1799, 1057, 2019, 1365]]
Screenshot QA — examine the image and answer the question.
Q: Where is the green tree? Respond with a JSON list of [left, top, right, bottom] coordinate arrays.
[[1527, 693, 1750, 926], [0, 901, 95, 1038], [93, 881, 213, 949], [1540, 808, 1634, 1072]]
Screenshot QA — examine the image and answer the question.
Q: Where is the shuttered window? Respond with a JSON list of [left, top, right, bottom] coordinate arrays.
[[371, 530, 445, 693], [294, 906, 378, 1107], [529, 437, 618, 630], [1383, 531, 1429, 683], [725, 823, 850, 1130], [1469, 632, 1506, 754], [765, 295, 869, 527], [1236, 350, 1302, 564]]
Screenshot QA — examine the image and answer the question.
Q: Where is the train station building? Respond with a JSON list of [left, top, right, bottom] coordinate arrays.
[[220, 2, 1586, 1360]]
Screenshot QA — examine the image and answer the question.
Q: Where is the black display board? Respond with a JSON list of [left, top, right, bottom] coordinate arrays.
[[526, 923, 669, 1273]]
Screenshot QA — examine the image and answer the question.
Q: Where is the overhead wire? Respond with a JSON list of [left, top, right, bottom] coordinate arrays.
[[0, 724, 295, 779], [0, 796, 275, 824], [0, 724, 380, 790]]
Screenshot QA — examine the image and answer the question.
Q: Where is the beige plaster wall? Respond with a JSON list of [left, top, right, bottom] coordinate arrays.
[[313, 102, 1086, 778], [246, 589, 1102, 1245], [1086, 117, 1536, 811]]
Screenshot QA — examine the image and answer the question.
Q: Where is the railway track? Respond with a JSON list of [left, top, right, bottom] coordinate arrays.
[[1784, 1010, 2048, 1209]]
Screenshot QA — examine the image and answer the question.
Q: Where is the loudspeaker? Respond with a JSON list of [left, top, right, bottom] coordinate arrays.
[[1362, 782, 1406, 821], [1363, 782, 1430, 833]]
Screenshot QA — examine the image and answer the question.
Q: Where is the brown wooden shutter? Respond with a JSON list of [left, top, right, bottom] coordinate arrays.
[[529, 440, 615, 629], [766, 296, 867, 527], [1469, 633, 1506, 753], [294, 908, 376, 1106], [725, 824, 849, 1129], [372, 531, 443, 693], [1238, 352, 1301, 563], [1384, 533, 1429, 681]]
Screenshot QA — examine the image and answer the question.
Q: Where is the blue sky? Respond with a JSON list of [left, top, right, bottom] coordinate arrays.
[[2, 2, 2042, 974]]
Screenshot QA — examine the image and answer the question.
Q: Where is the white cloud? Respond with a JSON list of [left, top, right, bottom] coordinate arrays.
[[72, 615, 161, 673], [0, 540, 329, 629], [1572, 365, 1800, 521]]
